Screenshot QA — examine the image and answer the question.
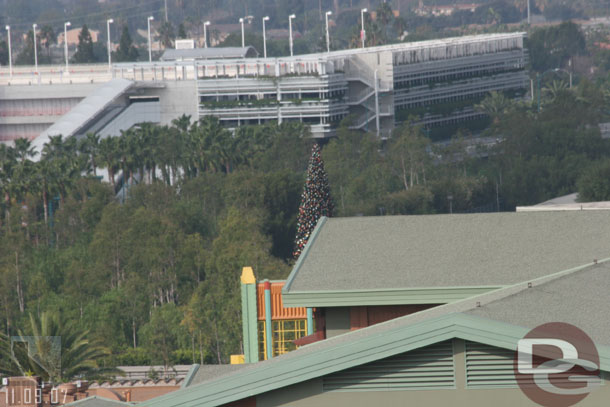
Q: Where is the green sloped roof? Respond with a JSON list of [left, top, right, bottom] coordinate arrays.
[[284, 211, 610, 294], [140, 259, 610, 407]]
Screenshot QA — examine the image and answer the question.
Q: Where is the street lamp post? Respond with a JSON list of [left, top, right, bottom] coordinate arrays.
[[64, 22, 71, 71], [33, 23, 38, 73], [325, 11, 332, 53], [360, 8, 367, 48], [107, 19, 113, 70], [147, 16, 154, 62], [262, 16, 270, 58], [203, 21, 210, 48], [5, 25, 12, 77], [239, 18, 245, 47], [288, 14, 296, 57]]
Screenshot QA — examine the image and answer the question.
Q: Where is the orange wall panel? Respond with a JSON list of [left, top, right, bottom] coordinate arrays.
[[256, 282, 308, 320]]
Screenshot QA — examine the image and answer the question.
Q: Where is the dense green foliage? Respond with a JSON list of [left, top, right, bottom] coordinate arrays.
[[528, 22, 586, 72]]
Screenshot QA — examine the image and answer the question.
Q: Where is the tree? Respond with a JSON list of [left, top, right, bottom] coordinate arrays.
[[79, 133, 101, 177], [388, 122, 431, 191], [177, 23, 187, 39], [39, 25, 56, 60], [577, 159, 610, 202], [158, 22, 175, 49], [475, 91, 514, 123], [15, 30, 39, 65], [293, 143, 333, 258], [528, 22, 585, 72], [0, 311, 118, 382], [98, 137, 119, 189], [114, 25, 139, 62], [72, 25, 96, 63], [542, 80, 570, 105], [0, 40, 9, 66], [139, 304, 187, 371]]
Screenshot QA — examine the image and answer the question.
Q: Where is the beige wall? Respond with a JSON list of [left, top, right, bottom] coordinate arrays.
[[257, 339, 610, 407]]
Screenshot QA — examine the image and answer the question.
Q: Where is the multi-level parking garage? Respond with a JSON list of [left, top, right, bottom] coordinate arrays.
[[0, 32, 528, 144]]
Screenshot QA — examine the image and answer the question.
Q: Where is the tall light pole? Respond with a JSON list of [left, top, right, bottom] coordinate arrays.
[[288, 14, 296, 57], [360, 8, 367, 48], [107, 19, 113, 70], [33, 23, 38, 73], [527, 0, 531, 24], [5, 25, 12, 77], [203, 21, 210, 48], [262, 16, 270, 58], [325, 11, 332, 53], [64, 22, 71, 71], [147, 16, 154, 62], [239, 18, 245, 48]]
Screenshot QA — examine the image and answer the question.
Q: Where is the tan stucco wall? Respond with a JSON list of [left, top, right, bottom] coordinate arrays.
[[256, 339, 610, 407]]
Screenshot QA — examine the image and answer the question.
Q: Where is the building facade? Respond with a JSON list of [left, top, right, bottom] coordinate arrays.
[[1, 33, 528, 143]]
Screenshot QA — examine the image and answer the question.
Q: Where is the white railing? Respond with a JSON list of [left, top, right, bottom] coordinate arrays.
[[0, 64, 111, 85]]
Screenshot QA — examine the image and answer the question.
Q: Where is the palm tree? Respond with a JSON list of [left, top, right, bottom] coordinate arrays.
[[172, 114, 191, 133], [39, 25, 56, 60], [98, 137, 119, 189], [475, 91, 513, 123], [542, 80, 570, 104], [79, 133, 101, 176], [11, 138, 37, 205], [34, 158, 59, 225], [158, 22, 175, 49], [0, 311, 120, 382], [42, 135, 81, 203]]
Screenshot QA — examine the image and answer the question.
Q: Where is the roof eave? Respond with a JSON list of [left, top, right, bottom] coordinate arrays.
[[281, 286, 503, 307]]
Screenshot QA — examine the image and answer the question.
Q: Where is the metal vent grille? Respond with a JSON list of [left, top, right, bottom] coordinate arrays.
[[323, 341, 455, 392], [465, 341, 517, 388], [466, 341, 603, 389]]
